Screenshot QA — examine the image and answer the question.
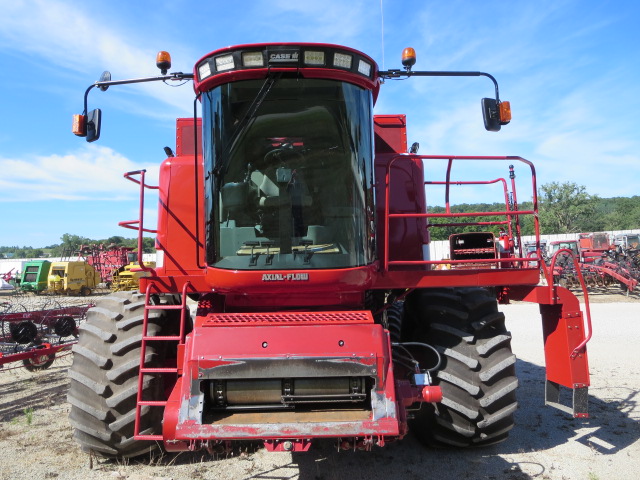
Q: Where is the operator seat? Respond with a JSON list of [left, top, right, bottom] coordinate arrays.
[[253, 168, 312, 208]]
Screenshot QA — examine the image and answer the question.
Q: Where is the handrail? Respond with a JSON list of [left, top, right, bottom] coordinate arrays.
[[118, 169, 158, 274], [383, 155, 541, 271], [547, 248, 593, 357]]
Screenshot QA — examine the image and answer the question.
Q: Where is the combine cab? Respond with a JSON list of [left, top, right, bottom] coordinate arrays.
[[68, 43, 592, 458]]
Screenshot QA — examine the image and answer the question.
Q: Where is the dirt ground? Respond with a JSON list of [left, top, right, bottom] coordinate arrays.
[[0, 292, 638, 480]]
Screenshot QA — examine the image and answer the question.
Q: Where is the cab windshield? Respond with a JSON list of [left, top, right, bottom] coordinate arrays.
[[202, 77, 374, 270]]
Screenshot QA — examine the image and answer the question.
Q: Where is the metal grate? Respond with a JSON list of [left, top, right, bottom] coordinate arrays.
[[203, 311, 374, 327]]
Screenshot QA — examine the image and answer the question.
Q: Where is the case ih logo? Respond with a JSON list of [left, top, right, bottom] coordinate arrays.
[[262, 273, 309, 282], [268, 51, 299, 64]]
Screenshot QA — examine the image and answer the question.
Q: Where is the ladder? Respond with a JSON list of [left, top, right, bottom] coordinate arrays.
[[133, 281, 192, 441]]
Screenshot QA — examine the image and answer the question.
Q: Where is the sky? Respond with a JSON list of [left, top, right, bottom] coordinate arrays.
[[1, 0, 639, 247]]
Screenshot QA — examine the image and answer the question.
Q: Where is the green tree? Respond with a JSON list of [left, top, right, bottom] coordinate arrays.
[[603, 196, 640, 230], [50, 233, 92, 256], [538, 182, 601, 234], [141, 237, 156, 253], [106, 236, 126, 245]]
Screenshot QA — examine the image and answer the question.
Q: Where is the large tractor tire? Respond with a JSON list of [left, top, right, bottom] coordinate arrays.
[[67, 292, 179, 458], [404, 287, 518, 448]]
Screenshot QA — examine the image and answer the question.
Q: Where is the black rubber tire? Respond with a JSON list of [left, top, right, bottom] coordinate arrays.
[[22, 354, 55, 371], [404, 287, 518, 448], [385, 301, 404, 343], [67, 291, 179, 458]]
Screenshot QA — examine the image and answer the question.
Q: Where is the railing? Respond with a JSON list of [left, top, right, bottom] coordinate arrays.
[[118, 169, 158, 274], [382, 155, 543, 271], [543, 248, 593, 357]]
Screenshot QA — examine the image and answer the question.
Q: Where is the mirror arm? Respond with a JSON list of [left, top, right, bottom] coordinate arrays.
[[82, 72, 195, 114], [378, 70, 501, 101]]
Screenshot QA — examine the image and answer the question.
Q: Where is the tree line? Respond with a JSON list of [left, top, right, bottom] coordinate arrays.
[[0, 234, 155, 259], [419, 182, 639, 241]]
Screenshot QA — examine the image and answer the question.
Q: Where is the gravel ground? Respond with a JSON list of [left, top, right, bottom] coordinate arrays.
[[0, 293, 638, 480]]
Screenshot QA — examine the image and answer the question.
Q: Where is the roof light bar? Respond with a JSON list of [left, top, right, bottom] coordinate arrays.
[[333, 52, 352, 69], [357, 59, 371, 77], [304, 51, 325, 66], [194, 46, 375, 89], [215, 54, 235, 72], [198, 61, 212, 80], [242, 52, 264, 67]]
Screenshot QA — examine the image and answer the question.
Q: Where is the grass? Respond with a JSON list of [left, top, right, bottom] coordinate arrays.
[[6, 407, 35, 426], [23, 407, 34, 426]]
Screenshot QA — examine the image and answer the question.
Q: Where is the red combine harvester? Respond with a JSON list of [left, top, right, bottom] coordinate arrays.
[[69, 44, 592, 458]]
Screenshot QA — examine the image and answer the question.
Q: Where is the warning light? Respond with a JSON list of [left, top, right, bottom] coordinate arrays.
[[402, 47, 416, 70], [499, 101, 512, 124], [156, 51, 172, 74], [72, 114, 86, 137]]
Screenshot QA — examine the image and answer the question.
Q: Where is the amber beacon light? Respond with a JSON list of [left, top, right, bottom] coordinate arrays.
[[401, 47, 416, 70]]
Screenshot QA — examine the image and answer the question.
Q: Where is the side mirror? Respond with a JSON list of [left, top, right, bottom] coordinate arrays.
[[482, 98, 512, 132], [482, 98, 501, 132], [97, 71, 111, 91], [86, 108, 102, 143]]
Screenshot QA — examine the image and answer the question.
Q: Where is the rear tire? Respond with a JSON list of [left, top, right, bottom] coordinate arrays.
[[404, 287, 518, 447], [67, 291, 179, 458]]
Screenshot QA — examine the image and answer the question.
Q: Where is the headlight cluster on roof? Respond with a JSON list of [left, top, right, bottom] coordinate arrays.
[[196, 45, 375, 82]]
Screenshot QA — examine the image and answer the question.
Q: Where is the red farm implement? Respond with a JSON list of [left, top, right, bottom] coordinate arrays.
[[0, 300, 92, 371], [79, 244, 136, 287], [67, 43, 593, 458], [550, 236, 639, 294]]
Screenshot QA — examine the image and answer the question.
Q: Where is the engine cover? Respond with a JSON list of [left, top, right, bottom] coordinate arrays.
[[162, 311, 402, 450]]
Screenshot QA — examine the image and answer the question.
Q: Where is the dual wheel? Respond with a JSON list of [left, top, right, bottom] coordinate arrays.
[[402, 287, 518, 447]]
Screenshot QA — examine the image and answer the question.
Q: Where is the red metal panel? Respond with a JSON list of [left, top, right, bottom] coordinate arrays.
[[191, 323, 383, 362], [176, 118, 202, 157], [372, 266, 541, 289], [540, 305, 590, 388], [374, 114, 407, 153], [508, 285, 590, 389], [202, 265, 376, 296], [162, 320, 403, 447], [152, 153, 205, 278]]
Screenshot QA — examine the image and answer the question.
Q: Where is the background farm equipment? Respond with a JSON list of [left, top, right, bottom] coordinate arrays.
[[111, 261, 155, 291], [549, 235, 639, 294], [0, 296, 92, 371], [79, 244, 137, 287], [20, 260, 51, 293], [47, 261, 100, 296], [0, 269, 17, 293]]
